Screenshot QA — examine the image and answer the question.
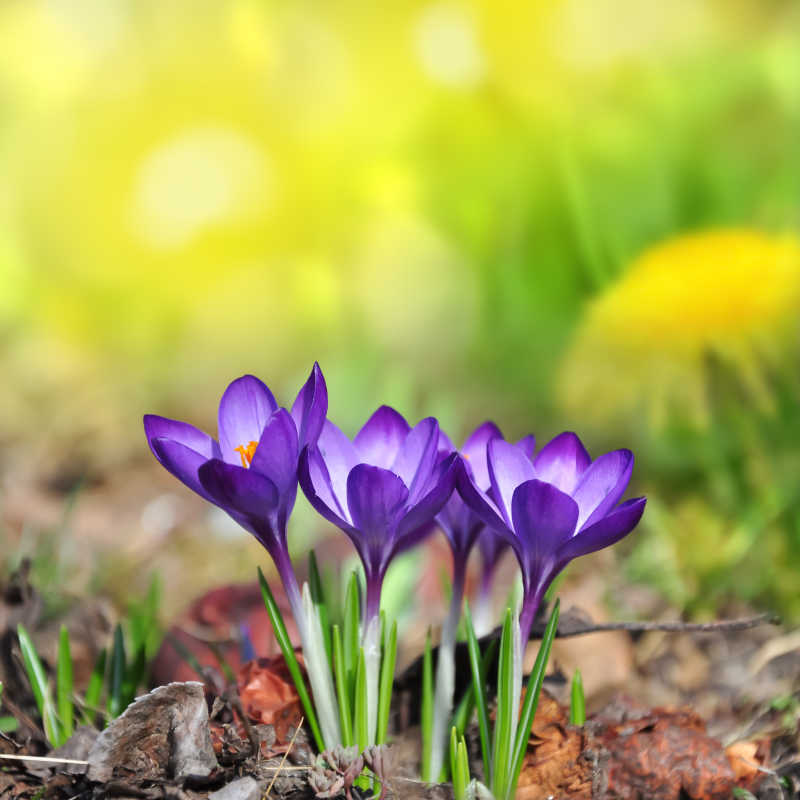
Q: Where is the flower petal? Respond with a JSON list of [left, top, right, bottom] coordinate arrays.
[[353, 406, 411, 468], [346, 464, 409, 535], [572, 449, 634, 531], [144, 414, 220, 460], [217, 375, 278, 465], [391, 417, 439, 503], [316, 419, 359, 513], [461, 421, 504, 490], [250, 408, 300, 501], [533, 432, 591, 495], [150, 438, 218, 503], [514, 434, 536, 460], [555, 497, 646, 567], [456, 458, 510, 534], [198, 458, 279, 518], [487, 438, 536, 527], [478, 528, 508, 571], [437, 429, 457, 455], [395, 453, 458, 541], [346, 465, 410, 574], [510, 479, 580, 573], [290, 362, 328, 450], [298, 446, 353, 531]]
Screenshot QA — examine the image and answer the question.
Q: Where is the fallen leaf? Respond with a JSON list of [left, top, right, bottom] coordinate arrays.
[[238, 656, 303, 743], [593, 707, 736, 799]]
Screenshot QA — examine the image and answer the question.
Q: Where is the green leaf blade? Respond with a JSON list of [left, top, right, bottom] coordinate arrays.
[[570, 668, 585, 726], [509, 599, 560, 799], [258, 567, 324, 751], [57, 625, 74, 741], [376, 618, 397, 745]]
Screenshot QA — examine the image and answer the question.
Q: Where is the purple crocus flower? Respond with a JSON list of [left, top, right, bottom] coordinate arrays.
[[143, 364, 327, 623], [425, 422, 533, 780], [298, 406, 458, 624], [458, 431, 646, 644]]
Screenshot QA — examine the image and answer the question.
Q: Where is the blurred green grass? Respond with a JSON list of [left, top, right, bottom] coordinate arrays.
[[1, 0, 799, 617]]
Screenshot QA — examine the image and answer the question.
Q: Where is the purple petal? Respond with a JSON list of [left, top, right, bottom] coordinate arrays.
[[487, 438, 536, 527], [555, 497, 646, 567], [144, 415, 221, 460], [316, 420, 359, 514], [346, 465, 409, 534], [514, 434, 536, 460], [353, 406, 411, 468], [533, 432, 591, 495], [478, 528, 508, 571], [436, 490, 477, 548], [346, 465, 409, 573], [510, 479, 579, 572], [298, 446, 353, 530], [461, 421, 504, 490], [150, 438, 217, 503], [217, 375, 278, 465], [249, 408, 300, 500], [573, 449, 634, 531], [198, 458, 279, 518], [391, 417, 439, 503], [437, 429, 457, 455], [290, 362, 328, 449], [455, 459, 510, 535], [395, 453, 458, 541]]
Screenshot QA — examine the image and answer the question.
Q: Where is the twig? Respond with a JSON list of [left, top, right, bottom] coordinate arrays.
[[542, 611, 780, 639], [264, 716, 304, 799], [0, 754, 89, 765]]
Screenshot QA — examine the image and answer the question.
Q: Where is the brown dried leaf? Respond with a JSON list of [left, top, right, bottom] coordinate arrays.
[[726, 739, 769, 788], [594, 707, 736, 800], [516, 692, 591, 800], [237, 656, 303, 743]]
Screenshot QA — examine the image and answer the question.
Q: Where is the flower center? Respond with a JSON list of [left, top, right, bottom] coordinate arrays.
[[234, 441, 259, 468]]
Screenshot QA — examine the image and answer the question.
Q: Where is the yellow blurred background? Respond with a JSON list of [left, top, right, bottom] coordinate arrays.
[[1, 0, 800, 619]]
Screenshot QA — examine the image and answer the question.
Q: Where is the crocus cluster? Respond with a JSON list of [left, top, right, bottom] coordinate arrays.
[[144, 363, 645, 764]]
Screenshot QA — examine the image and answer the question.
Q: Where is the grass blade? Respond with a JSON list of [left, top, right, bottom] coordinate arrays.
[[491, 609, 515, 800], [354, 648, 368, 750], [17, 624, 61, 746], [57, 625, 74, 741], [108, 624, 126, 718], [308, 551, 332, 667], [463, 602, 493, 784], [450, 727, 463, 800], [343, 571, 360, 702], [257, 567, 324, 752], [457, 734, 470, 799], [420, 628, 434, 782], [376, 617, 397, 745], [332, 624, 353, 746], [570, 668, 585, 726], [82, 648, 106, 726], [509, 599, 560, 799]]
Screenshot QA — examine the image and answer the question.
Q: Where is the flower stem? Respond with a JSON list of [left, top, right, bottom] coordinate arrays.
[[365, 572, 382, 624], [518, 584, 546, 650], [427, 553, 468, 781], [272, 542, 308, 642]]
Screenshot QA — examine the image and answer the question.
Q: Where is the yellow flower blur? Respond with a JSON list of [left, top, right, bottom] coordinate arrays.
[[558, 230, 800, 426]]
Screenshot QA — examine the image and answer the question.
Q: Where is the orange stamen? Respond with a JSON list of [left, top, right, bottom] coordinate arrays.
[[234, 441, 259, 468]]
